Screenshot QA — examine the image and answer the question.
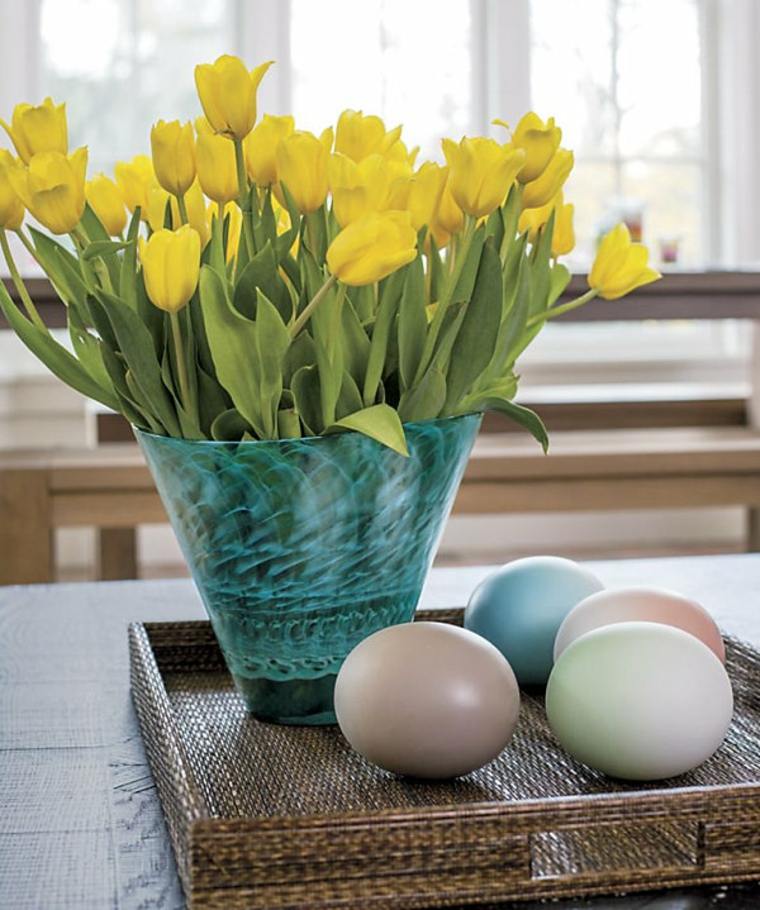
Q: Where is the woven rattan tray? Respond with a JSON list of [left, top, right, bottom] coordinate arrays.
[[129, 609, 760, 910]]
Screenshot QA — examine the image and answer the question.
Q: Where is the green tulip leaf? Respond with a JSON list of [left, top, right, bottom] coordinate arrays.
[[326, 403, 409, 456], [81, 240, 132, 261], [200, 264, 266, 437], [291, 364, 322, 436], [443, 238, 502, 413], [91, 290, 180, 436], [0, 281, 119, 412], [397, 255, 426, 392], [336, 369, 364, 420], [398, 367, 446, 423], [210, 408, 254, 441]]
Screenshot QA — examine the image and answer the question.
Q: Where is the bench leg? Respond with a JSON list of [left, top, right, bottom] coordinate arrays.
[[0, 469, 54, 584], [97, 528, 138, 581], [748, 509, 760, 552]]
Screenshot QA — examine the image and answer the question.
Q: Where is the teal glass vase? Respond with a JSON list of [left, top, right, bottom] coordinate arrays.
[[136, 413, 481, 725]]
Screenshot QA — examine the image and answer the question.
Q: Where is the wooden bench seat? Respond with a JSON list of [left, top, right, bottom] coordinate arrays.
[[3, 426, 760, 585]]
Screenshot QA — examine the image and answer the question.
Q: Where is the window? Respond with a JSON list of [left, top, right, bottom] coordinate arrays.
[[531, 0, 706, 266], [289, 0, 473, 162], [0, 0, 750, 381], [38, 0, 237, 175]]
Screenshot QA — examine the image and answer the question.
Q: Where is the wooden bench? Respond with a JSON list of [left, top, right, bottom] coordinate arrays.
[[3, 426, 760, 585]]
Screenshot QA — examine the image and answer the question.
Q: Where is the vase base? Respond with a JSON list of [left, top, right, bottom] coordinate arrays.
[[233, 671, 338, 725]]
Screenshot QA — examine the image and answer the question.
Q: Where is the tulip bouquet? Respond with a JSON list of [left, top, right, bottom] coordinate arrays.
[[0, 55, 660, 455]]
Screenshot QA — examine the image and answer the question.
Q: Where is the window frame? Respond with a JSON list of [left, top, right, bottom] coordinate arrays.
[[0, 0, 752, 387]]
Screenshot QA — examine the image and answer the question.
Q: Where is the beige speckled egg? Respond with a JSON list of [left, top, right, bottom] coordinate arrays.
[[334, 622, 520, 779], [553, 587, 725, 663]]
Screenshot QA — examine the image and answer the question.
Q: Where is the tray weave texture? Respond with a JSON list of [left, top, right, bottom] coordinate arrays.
[[129, 610, 760, 910]]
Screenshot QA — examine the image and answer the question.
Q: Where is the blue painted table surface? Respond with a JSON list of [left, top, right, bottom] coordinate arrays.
[[1, 554, 760, 909]]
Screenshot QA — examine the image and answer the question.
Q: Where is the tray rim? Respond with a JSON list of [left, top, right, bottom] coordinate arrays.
[[128, 613, 760, 907]]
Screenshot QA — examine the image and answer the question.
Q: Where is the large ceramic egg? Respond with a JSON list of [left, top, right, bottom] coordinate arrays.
[[546, 621, 733, 780], [554, 586, 725, 663], [464, 556, 604, 686], [334, 622, 520, 779]]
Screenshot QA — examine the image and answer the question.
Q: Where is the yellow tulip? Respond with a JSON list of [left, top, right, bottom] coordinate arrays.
[[521, 147, 574, 208], [86, 174, 127, 236], [275, 130, 329, 214], [442, 137, 525, 218], [215, 200, 242, 263], [499, 112, 561, 183], [326, 210, 417, 286], [552, 202, 575, 256], [319, 126, 335, 153], [145, 183, 171, 233], [406, 161, 447, 231], [139, 225, 201, 313], [114, 154, 156, 216], [433, 173, 464, 243], [9, 148, 87, 235], [335, 109, 402, 162], [195, 118, 238, 205], [1, 97, 67, 164], [0, 150, 24, 230], [244, 114, 294, 186], [194, 55, 273, 141], [588, 224, 660, 300], [150, 120, 196, 198], [328, 153, 411, 227], [179, 180, 210, 247]]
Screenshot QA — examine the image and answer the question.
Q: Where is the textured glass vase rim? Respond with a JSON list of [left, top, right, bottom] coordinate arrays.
[[133, 412, 482, 449]]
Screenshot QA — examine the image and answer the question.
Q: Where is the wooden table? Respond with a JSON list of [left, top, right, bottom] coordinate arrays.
[[2, 556, 760, 909]]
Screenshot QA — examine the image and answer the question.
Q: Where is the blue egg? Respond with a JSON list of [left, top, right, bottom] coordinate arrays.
[[464, 556, 604, 687]]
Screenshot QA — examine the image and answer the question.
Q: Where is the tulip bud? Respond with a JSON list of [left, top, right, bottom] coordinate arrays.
[[552, 202, 575, 257], [521, 147, 574, 208], [86, 174, 127, 237], [589, 224, 660, 300], [178, 180, 210, 247], [275, 130, 329, 214], [0, 150, 24, 230], [114, 154, 156, 217], [243, 114, 294, 186], [406, 162, 447, 232], [150, 120, 196, 198], [1, 97, 68, 165], [442, 136, 525, 218], [9, 148, 87, 235], [139, 225, 201, 313], [194, 55, 273, 141], [216, 200, 243, 263], [519, 194, 576, 257], [145, 183, 171, 234], [326, 210, 417, 286], [335, 109, 402, 163], [195, 118, 238, 205], [434, 173, 464, 242], [500, 112, 562, 184]]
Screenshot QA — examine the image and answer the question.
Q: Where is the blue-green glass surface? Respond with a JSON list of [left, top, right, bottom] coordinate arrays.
[[136, 414, 481, 724]]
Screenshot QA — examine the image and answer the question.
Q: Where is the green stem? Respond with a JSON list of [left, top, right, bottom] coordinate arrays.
[[0, 229, 47, 332], [413, 215, 476, 384], [290, 274, 337, 338], [14, 227, 41, 266], [170, 309, 191, 409], [526, 288, 599, 328], [234, 138, 255, 259], [176, 193, 189, 225]]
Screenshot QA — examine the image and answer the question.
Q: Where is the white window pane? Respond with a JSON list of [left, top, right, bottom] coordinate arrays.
[[289, 0, 472, 160], [38, 0, 236, 174], [530, 0, 705, 264]]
